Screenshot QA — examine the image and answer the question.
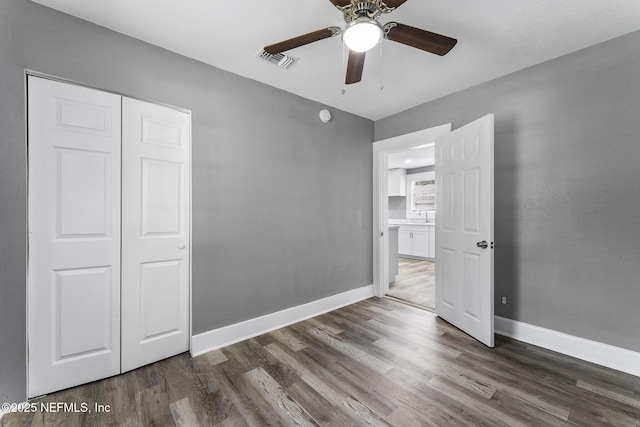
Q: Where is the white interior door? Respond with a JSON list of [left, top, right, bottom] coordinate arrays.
[[121, 98, 191, 372], [435, 114, 494, 347], [27, 77, 122, 397]]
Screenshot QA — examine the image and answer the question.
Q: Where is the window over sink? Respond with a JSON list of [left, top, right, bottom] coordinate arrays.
[[406, 171, 435, 219]]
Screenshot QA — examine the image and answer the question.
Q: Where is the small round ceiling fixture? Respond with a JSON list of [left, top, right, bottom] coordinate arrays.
[[319, 109, 332, 123]]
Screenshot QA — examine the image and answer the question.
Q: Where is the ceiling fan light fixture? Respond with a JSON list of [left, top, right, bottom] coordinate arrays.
[[342, 18, 383, 52]]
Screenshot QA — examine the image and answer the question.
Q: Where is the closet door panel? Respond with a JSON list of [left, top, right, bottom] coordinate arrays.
[[27, 76, 121, 398], [121, 98, 190, 372]]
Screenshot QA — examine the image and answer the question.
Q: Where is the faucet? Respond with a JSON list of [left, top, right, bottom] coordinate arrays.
[[419, 209, 428, 223]]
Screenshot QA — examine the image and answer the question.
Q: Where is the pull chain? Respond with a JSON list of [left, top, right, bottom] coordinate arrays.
[[342, 43, 347, 94]]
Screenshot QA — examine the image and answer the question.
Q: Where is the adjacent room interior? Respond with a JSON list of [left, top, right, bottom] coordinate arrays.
[[2, 0, 640, 425], [387, 146, 436, 310]]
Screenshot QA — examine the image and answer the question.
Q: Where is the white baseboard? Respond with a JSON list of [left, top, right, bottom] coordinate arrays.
[[495, 316, 640, 377], [191, 285, 375, 357]]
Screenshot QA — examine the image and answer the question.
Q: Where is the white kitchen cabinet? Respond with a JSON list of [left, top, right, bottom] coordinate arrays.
[[412, 230, 429, 258], [397, 224, 433, 259], [398, 229, 412, 255], [388, 168, 407, 197]]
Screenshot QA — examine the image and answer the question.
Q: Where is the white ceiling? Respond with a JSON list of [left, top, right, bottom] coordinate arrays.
[[388, 146, 434, 170], [31, 0, 640, 120]]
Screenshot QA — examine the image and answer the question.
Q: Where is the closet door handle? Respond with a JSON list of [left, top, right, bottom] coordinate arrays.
[[178, 243, 186, 250]]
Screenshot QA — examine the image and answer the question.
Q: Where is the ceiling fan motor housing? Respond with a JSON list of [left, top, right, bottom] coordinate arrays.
[[340, 1, 393, 23]]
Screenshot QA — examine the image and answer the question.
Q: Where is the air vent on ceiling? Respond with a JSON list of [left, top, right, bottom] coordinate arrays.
[[256, 49, 298, 69]]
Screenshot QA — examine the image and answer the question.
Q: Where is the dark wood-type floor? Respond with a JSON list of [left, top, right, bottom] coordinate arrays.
[[3, 298, 640, 426], [388, 258, 435, 309]]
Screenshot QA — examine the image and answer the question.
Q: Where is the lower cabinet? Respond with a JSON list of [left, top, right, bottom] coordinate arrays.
[[397, 225, 434, 259], [398, 230, 413, 256]]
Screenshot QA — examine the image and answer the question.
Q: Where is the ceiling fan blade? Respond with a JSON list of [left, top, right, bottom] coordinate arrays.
[[345, 50, 366, 85], [384, 22, 457, 56], [328, 0, 351, 7], [264, 27, 340, 54], [383, 0, 409, 9]]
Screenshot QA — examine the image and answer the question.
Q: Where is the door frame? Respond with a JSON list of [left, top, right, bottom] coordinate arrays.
[[25, 70, 194, 392], [372, 124, 451, 297]]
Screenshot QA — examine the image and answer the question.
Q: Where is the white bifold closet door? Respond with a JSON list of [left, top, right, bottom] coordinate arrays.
[[28, 78, 122, 397], [121, 98, 191, 373], [27, 77, 190, 398]]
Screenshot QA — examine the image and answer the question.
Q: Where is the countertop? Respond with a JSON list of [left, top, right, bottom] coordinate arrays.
[[389, 220, 435, 226]]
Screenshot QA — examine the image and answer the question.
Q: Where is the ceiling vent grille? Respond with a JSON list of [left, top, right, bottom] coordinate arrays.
[[256, 49, 298, 69]]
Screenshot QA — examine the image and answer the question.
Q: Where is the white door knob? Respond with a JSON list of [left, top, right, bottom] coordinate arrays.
[[178, 243, 186, 250]]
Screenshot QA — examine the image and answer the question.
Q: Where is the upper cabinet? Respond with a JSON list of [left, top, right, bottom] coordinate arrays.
[[388, 168, 407, 197]]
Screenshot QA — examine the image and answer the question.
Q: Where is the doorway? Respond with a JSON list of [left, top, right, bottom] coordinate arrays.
[[386, 150, 437, 309], [372, 124, 451, 306], [374, 115, 495, 348], [388, 258, 435, 309]]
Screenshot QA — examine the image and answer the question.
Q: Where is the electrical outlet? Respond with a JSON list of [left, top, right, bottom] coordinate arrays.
[[501, 295, 508, 305]]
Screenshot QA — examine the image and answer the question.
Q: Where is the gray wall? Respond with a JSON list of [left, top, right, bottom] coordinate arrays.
[[376, 30, 640, 353], [0, 0, 373, 402]]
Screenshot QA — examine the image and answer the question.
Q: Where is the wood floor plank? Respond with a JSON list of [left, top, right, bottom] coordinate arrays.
[[371, 322, 462, 359], [428, 376, 530, 427], [194, 348, 281, 426], [222, 338, 299, 389], [197, 349, 228, 366], [268, 328, 308, 352], [340, 397, 393, 427], [296, 343, 398, 418], [455, 340, 639, 422], [577, 379, 640, 410], [135, 382, 175, 427], [164, 362, 227, 424], [4, 297, 640, 427], [452, 352, 573, 420], [302, 317, 343, 335], [212, 361, 276, 427], [170, 397, 201, 427], [285, 380, 357, 426], [488, 390, 575, 427], [87, 370, 138, 426], [264, 342, 345, 405], [242, 367, 317, 426], [213, 415, 248, 427], [388, 258, 434, 308], [307, 327, 393, 374], [373, 336, 496, 400], [382, 366, 494, 426], [385, 405, 439, 427]]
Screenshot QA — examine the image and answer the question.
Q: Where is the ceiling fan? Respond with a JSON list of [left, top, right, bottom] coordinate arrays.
[[263, 0, 457, 85]]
